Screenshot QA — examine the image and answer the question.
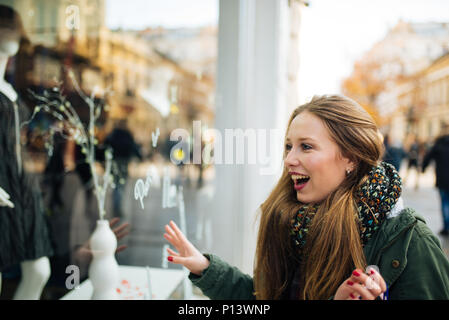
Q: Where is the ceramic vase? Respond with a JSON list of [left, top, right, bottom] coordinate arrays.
[[88, 220, 120, 300]]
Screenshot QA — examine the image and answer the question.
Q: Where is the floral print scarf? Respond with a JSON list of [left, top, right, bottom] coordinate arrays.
[[291, 161, 402, 253]]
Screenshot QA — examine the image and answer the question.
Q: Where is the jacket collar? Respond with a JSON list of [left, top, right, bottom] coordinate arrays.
[[363, 207, 423, 265]]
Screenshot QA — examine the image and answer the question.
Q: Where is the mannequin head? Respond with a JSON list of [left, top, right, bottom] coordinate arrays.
[[0, 5, 27, 58], [0, 29, 20, 57]]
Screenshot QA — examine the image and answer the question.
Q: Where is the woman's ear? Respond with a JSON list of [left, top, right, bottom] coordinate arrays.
[[342, 155, 358, 174]]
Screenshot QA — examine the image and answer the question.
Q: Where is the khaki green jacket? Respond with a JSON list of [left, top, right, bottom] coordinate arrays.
[[189, 208, 449, 300]]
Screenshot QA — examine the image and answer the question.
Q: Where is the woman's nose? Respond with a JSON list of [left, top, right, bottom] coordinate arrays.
[[284, 149, 300, 167]]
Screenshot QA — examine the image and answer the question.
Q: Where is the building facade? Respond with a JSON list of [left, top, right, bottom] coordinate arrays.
[[389, 53, 449, 144]]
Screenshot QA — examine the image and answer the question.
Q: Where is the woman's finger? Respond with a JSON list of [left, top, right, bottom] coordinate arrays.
[[353, 268, 385, 298], [116, 244, 128, 253], [167, 255, 188, 266], [164, 233, 176, 245], [115, 229, 130, 241], [349, 269, 380, 300], [350, 269, 386, 299], [113, 222, 130, 235], [366, 268, 387, 293], [348, 292, 361, 300], [115, 232, 129, 241], [165, 224, 179, 242], [167, 247, 180, 257], [342, 280, 362, 300], [170, 220, 188, 242], [364, 275, 382, 297], [164, 233, 184, 252], [350, 269, 373, 286], [109, 217, 120, 228], [348, 282, 376, 300]]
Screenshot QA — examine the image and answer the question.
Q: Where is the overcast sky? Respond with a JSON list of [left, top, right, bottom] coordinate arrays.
[[298, 0, 449, 103], [106, 0, 218, 29]]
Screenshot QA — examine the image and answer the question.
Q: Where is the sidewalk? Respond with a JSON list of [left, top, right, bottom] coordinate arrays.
[[399, 164, 449, 258]]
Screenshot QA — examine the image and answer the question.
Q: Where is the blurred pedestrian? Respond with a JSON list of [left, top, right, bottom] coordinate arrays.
[[404, 136, 422, 190], [382, 134, 407, 172], [422, 123, 449, 236], [104, 119, 142, 218]]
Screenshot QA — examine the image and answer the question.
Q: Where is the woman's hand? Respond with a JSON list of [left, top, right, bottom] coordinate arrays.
[[163, 220, 210, 276], [334, 267, 387, 300], [75, 217, 131, 261], [109, 217, 130, 253]]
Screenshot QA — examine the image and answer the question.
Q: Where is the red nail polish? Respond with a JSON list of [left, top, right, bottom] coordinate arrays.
[[347, 280, 354, 286], [352, 270, 361, 277], [370, 270, 375, 275], [350, 293, 355, 299], [167, 256, 173, 262]]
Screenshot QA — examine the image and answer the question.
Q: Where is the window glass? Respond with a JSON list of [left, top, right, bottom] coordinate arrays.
[[0, 0, 218, 299]]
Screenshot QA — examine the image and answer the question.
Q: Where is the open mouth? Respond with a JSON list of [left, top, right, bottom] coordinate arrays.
[[291, 174, 310, 187]]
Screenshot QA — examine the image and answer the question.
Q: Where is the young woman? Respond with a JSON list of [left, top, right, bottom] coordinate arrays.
[[163, 95, 449, 300]]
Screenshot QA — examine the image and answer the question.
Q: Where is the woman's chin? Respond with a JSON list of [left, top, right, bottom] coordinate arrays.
[[296, 191, 321, 205], [297, 192, 326, 206], [296, 192, 308, 203]]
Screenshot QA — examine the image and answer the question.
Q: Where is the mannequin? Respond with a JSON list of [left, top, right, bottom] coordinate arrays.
[[0, 5, 53, 300], [0, 183, 13, 295]]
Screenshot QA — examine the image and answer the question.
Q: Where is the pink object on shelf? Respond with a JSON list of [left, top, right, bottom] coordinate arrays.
[[116, 278, 155, 300]]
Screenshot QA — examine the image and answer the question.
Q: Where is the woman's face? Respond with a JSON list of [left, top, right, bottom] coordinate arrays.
[[284, 111, 354, 204]]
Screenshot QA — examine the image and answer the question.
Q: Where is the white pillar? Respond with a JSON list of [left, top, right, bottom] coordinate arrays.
[[210, 0, 290, 275]]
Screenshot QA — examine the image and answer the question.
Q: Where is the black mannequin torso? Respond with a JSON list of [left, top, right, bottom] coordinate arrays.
[[0, 90, 54, 271]]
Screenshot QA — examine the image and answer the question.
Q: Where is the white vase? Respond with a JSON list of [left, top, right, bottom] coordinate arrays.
[[88, 220, 120, 300]]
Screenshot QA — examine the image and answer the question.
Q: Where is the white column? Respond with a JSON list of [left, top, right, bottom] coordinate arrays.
[[209, 0, 290, 275]]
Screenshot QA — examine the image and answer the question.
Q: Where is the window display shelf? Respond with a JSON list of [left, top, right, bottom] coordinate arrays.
[[61, 265, 185, 300]]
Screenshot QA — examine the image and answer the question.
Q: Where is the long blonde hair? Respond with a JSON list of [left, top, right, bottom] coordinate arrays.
[[254, 95, 384, 299]]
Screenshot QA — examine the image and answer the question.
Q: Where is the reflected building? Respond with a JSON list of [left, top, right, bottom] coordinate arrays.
[[8, 0, 106, 87], [4, 0, 217, 160], [99, 27, 216, 156]]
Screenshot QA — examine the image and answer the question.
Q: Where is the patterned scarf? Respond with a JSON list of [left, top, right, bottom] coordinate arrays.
[[291, 162, 402, 254]]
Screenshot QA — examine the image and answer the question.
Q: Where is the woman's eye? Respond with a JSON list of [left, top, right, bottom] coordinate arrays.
[[301, 143, 312, 150], [285, 144, 292, 151]]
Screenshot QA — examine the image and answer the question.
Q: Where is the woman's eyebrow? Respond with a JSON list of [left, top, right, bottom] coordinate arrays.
[[286, 137, 316, 142]]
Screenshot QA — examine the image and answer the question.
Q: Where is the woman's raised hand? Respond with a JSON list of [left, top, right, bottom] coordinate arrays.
[[334, 267, 387, 300], [163, 220, 210, 276]]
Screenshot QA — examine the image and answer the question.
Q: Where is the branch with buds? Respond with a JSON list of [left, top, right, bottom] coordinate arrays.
[[25, 70, 114, 220]]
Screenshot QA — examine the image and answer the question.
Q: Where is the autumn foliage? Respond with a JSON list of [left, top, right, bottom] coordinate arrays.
[[341, 60, 386, 126]]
